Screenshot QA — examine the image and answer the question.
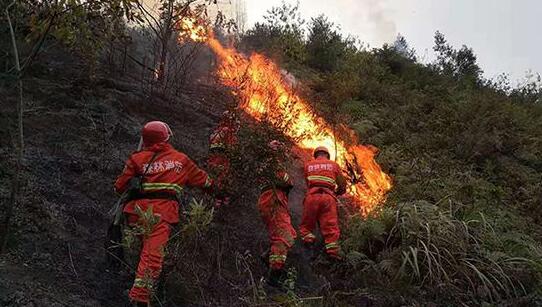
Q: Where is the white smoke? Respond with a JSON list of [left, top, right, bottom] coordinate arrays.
[[313, 0, 398, 46], [360, 0, 397, 43]]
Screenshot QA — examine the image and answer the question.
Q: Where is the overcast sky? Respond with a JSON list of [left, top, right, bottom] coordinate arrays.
[[244, 0, 541, 84]]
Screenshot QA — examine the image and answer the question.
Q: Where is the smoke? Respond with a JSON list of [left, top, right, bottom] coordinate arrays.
[[337, 0, 397, 45], [363, 0, 397, 43]]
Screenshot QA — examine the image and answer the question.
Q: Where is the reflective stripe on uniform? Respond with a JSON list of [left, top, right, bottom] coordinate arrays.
[[133, 278, 153, 289], [283, 173, 290, 182], [307, 175, 336, 185], [210, 143, 225, 149], [141, 182, 183, 194], [325, 242, 340, 250], [269, 254, 287, 263]]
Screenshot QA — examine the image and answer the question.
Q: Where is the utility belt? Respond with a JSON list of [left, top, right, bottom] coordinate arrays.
[[128, 191, 179, 202], [309, 183, 334, 191]]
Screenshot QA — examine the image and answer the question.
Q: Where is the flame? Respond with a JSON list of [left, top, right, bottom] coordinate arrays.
[[178, 18, 392, 214], [178, 17, 208, 43]]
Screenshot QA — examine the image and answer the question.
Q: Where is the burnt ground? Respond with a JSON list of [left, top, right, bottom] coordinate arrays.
[[0, 53, 342, 306]]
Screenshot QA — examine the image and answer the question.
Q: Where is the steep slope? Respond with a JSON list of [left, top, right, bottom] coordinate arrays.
[[1, 48, 343, 307], [0, 52, 252, 306], [3, 22, 542, 307]]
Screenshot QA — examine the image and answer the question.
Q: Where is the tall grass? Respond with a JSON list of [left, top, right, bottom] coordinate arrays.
[[342, 201, 542, 305]]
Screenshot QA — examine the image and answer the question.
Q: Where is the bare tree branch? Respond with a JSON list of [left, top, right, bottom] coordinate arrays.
[[135, 0, 163, 36]]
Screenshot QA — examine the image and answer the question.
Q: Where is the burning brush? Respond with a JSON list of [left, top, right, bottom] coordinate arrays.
[[177, 16, 392, 214], [345, 155, 363, 185]]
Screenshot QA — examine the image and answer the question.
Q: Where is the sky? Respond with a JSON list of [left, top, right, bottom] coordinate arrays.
[[244, 0, 541, 84]]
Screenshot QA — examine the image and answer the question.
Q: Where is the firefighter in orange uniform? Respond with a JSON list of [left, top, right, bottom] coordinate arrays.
[[207, 110, 239, 207], [299, 146, 347, 260], [115, 121, 214, 306], [258, 140, 296, 285]]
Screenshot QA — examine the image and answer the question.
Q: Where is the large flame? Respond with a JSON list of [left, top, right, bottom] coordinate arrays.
[[179, 17, 392, 214]]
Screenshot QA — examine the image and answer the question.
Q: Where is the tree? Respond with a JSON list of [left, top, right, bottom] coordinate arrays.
[[433, 31, 482, 84], [392, 33, 416, 61], [433, 31, 456, 76], [243, 1, 306, 63], [306, 15, 350, 72], [510, 71, 542, 104], [134, 0, 202, 83], [263, 1, 305, 30], [455, 45, 482, 82]]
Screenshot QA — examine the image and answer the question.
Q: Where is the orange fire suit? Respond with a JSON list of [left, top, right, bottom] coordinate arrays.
[[258, 171, 296, 270], [115, 142, 213, 303], [299, 156, 346, 259]]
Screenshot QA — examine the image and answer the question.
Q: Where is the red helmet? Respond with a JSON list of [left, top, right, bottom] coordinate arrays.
[[268, 140, 283, 151], [313, 146, 330, 158], [142, 121, 173, 147]]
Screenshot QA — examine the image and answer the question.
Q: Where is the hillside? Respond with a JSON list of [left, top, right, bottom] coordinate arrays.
[[2, 1, 542, 307]]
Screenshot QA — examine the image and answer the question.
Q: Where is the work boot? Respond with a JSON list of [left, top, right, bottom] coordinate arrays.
[[267, 268, 286, 287]]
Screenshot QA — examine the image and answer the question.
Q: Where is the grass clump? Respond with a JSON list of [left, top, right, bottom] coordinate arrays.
[[342, 202, 542, 305]]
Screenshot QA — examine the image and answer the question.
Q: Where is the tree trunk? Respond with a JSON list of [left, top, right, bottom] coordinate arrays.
[[1, 1, 24, 253], [157, 0, 175, 85], [157, 40, 167, 82], [157, 27, 173, 84]]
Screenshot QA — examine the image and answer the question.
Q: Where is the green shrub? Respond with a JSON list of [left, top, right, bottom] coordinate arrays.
[[180, 198, 214, 239]]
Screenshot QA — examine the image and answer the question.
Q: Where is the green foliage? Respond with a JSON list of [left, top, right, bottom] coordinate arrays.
[[180, 198, 214, 238], [261, 268, 324, 306], [282, 268, 298, 302], [1, 0, 135, 77], [343, 202, 542, 305], [242, 1, 306, 64], [433, 30, 483, 85], [306, 15, 355, 73], [122, 205, 160, 251]]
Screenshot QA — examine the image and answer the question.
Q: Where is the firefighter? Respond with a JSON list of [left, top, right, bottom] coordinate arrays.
[[114, 121, 214, 306], [258, 140, 296, 285], [299, 146, 347, 261], [207, 110, 239, 208]]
